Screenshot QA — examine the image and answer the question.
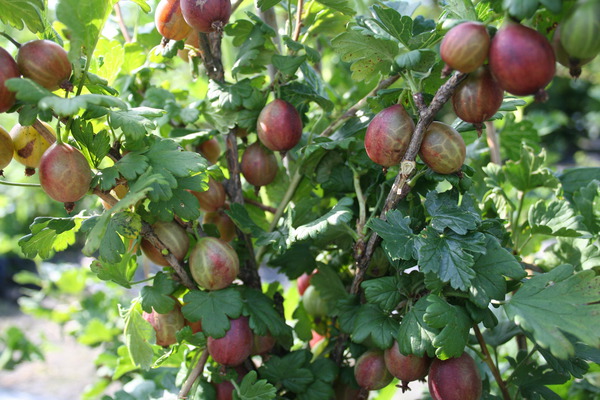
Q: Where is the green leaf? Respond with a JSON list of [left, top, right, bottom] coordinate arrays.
[[559, 167, 600, 200], [424, 295, 473, 359], [236, 370, 277, 400], [127, 0, 151, 12], [122, 304, 155, 370], [571, 180, 600, 234], [443, 0, 478, 20], [140, 272, 177, 314], [310, 266, 349, 313], [257, 0, 282, 10], [361, 276, 403, 312], [528, 199, 588, 237], [0, 0, 45, 32], [259, 351, 314, 393], [145, 139, 207, 178], [81, 211, 141, 263], [538, 238, 600, 272], [499, 115, 541, 162], [502, 0, 540, 19], [109, 108, 163, 144], [19, 217, 80, 259], [240, 287, 293, 341], [469, 235, 527, 308], [351, 304, 398, 349], [280, 82, 334, 112], [272, 54, 306, 76], [504, 265, 600, 359], [90, 253, 137, 288], [368, 210, 417, 261], [424, 191, 481, 235], [39, 94, 127, 116], [395, 49, 438, 72], [291, 197, 353, 242], [182, 289, 244, 338], [371, 5, 413, 46], [57, 0, 116, 80], [70, 119, 110, 167], [5, 78, 55, 104], [416, 228, 487, 291], [297, 379, 335, 400], [316, 0, 355, 15], [331, 30, 398, 82], [397, 297, 438, 357], [504, 146, 559, 192]]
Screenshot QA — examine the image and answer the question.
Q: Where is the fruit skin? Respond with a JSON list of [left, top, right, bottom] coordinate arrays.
[[240, 142, 278, 187], [38, 143, 92, 203], [364, 104, 415, 167], [203, 210, 236, 242], [354, 350, 394, 391], [440, 22, 490, 74], [428, 352, 482, 400], [251, 333, 276, 355], [297, 272, 314, 296], [419, 122, 466, 175], [17, 40, 72, 91], [553, 25, 595, 78], [452, 66, 504, 124], [560, 0, 600, 60], [189, 236, 239, 290], [155, 0, 193, 41], [142, 302, 186, 347], [178, 29, 202, 61], [302, 285, 328, 317], [198, 137, 221, 164], [190, 177, 226, 212], [257, 99, 303, 152], [141, 221, 190, 267], [489, 21, 556, 96], [180, 0, 232, 33], [0, 47, 20, 113], [384, 340, 431, 382], [0, 126, 14, 174], [10, 123, 55, 173], [207, 316, 253, 366]]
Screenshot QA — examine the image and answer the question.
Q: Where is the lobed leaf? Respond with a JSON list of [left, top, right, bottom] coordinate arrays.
[[182, 289, 244, 338], [504, 265, 600, 359]]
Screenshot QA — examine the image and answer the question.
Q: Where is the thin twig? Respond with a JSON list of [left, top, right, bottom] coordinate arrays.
[[474, 325, 512, 400], [32, 119, 57, 144], [232, 0, 245, 13], [320, 75, 401, 137], [244, 197, 277, 213], [141, 222, 197, 290], [350, 72, 467, 295], [114, 3, 132, 43], [198, 33, 224, 82], [292, 0, 304, 42], [485, 121, 501, 165], [178, 349, 210, 399]]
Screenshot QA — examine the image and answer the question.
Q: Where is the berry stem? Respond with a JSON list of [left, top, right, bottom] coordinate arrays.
[[474, 324, 512, 400], [178, 348, 209, 399], [292, 0, 304, 42], [33, 119, 58, 145], [0, 32, 21, 48], [0, 180, 42, 188]]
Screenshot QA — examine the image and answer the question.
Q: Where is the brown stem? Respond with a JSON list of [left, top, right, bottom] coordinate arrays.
[[320, 75, 401, 137], [224, 130, 261, 289], [474, 324, 512, 400], [232, 0, 245, 13], [198, 32, 224, 82], [32, 119, 57, 145], [244, 197, 277, 213], [93, 187, 118, 207], [292, 0, 304, 42], [178, 349, 209, 399], [349, 72, 467, 295], [141, 222, 196, 290], [485, 121, 501, 165], [114, 3, 132, 43]]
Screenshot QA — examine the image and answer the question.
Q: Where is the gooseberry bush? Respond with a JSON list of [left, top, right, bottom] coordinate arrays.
[[0, 0, 599, 399]]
